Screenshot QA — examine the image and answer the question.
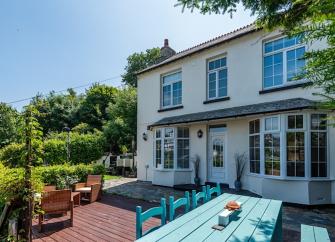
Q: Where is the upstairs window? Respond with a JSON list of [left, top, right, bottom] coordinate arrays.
[[162, 71, 182, 108], [263, 36, 305, 89], [208, 57, 227, 99]]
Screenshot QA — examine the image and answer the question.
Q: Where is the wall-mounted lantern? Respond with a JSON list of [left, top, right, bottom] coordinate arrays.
[[197, 129, 203, 138], [142, 132, 148, 141]]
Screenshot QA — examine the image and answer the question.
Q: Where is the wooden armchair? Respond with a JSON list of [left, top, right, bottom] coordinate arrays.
[[73, 175, 102, 203], [38, 189, 73, 232]]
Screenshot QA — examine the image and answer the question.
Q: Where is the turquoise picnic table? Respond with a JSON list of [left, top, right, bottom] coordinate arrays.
[[135, 193, 282, 242]]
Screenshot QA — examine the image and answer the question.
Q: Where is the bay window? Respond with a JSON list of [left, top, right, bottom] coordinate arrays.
[[249, 119, 260, 174], [208, 57, 227, 99], [155, 127, 190, 169], [263, 36, 306, 89], [286, 115, 305, 177], [249, 113, 329, 179], [311, 114, 327, 177], [162, 71, 182, 108]]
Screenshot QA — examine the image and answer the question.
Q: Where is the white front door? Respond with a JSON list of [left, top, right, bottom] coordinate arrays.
[[208, 132, 226, 182]]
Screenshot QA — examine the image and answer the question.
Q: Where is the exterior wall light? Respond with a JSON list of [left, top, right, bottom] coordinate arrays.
[[142, 132, 148, 141], [197, 129, 203, 138]]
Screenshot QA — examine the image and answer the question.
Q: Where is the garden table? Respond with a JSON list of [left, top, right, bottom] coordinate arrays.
[[135, 193, 282, 242]]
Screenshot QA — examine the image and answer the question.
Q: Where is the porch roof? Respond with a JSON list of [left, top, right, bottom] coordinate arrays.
[[148, 98, 317, 129]]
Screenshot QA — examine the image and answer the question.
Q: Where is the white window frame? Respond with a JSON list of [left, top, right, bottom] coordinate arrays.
[[285, 114, 307, 178], [207, 56, 228, 100], [263, 35, 307, 90], [161, 70, 182, 109], [249, 119, 261, 174], [247, 112, 330, 181], [154, 127, 191, 171], [309, 113, 329, 179]]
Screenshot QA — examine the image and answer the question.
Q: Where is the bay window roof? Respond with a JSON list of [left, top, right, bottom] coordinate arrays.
[[148, 98, 317, 129]]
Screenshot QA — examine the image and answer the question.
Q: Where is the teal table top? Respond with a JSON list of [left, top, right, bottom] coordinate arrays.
[[135, 193, 282, 242]]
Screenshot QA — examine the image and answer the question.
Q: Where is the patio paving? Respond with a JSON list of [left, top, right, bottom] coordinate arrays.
[[105, 179, 335, 241]]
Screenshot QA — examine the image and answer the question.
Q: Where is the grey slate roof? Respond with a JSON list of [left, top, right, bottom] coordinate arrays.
[[148, 98, 317, 129], [138, 24, 259, 75]]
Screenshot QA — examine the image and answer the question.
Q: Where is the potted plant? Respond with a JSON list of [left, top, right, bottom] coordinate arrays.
[[234, 152, 247, 192], [192, 155, 201, 187]]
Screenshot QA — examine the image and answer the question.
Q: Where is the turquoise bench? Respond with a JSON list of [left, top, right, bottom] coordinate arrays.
[[136, 198, 166, 239], [169, 191, 190, 221], [301, 224, 330, 242], [191, 186, 207, 209], [206, 183, 221, 200]]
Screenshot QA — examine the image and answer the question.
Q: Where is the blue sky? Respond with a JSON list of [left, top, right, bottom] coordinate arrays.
[[0, 0, 254, 110]]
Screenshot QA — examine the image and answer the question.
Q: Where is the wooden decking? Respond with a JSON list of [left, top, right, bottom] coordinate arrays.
[[32, 194, 160, 242]]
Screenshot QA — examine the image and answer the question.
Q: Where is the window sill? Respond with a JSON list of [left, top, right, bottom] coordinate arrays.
[[158, 105, 183, 112], [153, 168, 193, 172], [203, 96, 230, 104], [259, 82, 312, 94], [246, 173, 334, 181]]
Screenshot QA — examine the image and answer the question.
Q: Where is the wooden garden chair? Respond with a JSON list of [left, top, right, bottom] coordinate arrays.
[[169, 191, 190, 221], [38, 189, 73, 232], [191, 186, 207, 209], [43, 185, 56, 192], [73, 175, 102, 203], [206, 183, 221, 200], [136, 198, 166, 239]]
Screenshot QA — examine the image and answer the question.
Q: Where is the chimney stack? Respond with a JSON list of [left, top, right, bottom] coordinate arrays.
[[164, 39, 169, 47], [157, 38, 176, 63]]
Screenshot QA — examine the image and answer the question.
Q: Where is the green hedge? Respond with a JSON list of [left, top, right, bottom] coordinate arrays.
[[34, 164, 106, 189], [0, 132, 105, 167]]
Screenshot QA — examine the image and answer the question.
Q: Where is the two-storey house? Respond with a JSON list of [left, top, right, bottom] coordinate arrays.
[[136, 24, 335, 205]]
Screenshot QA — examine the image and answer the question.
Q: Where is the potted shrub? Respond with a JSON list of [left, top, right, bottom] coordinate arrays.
[[234, 152, 247, 191], [192, 155, 201, 187]]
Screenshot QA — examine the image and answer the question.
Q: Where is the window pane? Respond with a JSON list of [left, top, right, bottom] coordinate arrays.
[[284, 37, 296, 47], [163, 85, 171, 107], [165, 128, 174, 138], [264, 66, 273, 77], [208, 72, 216, 98], [265, 119, 272, 131], [274, 53, 283, 64], [172, 81, 182, 105], [156, 129, 161, 138], [272, 117, 279, 130], [163, 72, 181, 84], [177, 127, 189, 138], [264, 77, 273, 88], [296, 162, 305, 177], [164, 139, 174, 169], [155, 140, 161, 168], [255, 120, 260, 133], [288, 116, 295, 129], [296, 115, 303, 129], [265, 42, 273, 53], [274, 75, 283, 85], [319, 163, 327, 177], [273, 38, 284, 51], [264, 56, 273, 67], [177, 139, 189, 169]]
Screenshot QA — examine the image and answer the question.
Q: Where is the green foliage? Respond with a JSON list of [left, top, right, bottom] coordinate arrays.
[[75, 84, 117, 131], [122, 48, 161, 87], [103, 87, 137, 152], [43, 139, 67, 165], [34, 164, 106, 189], [72, 122, 91, 134], [0, 143, 25, 167], [31, 89, 82, 134], [0, 103, 23, 148]]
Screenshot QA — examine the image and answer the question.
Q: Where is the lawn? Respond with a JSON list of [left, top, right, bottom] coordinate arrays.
[[104, 174, 121, 181]]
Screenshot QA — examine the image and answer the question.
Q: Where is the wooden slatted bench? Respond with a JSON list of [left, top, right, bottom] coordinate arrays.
[[301, 224, 330, 242]]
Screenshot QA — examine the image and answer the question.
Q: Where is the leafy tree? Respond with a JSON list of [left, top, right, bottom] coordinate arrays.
[[75, 84, 117, 131], [0, 103, 22, 148], [177, 0, 335, 111], [30, 89, 82, 135], [103, 87, 137, 152], [122, 48, 161, 87]]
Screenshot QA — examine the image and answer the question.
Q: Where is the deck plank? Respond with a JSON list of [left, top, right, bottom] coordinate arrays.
[[33, 194, 161, 242]]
